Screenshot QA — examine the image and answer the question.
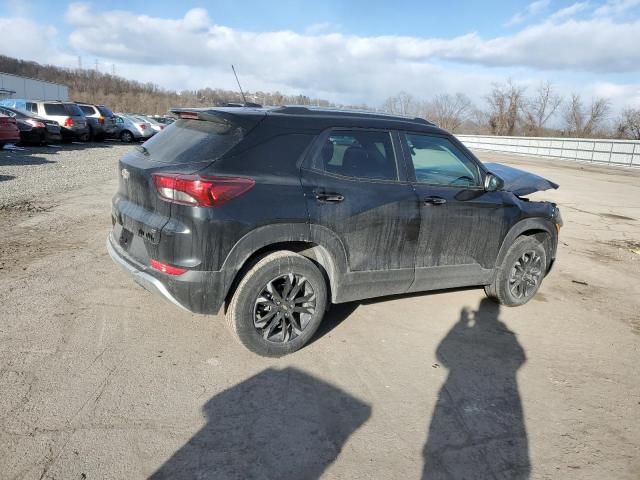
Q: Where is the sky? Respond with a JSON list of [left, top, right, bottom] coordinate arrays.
[[1, 0, 640, 113]]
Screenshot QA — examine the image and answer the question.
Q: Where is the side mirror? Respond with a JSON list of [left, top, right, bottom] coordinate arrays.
[[484, 173, 504, 192]]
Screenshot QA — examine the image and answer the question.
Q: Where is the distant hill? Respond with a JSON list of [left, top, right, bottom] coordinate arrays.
[[0, 55, 346, 114]]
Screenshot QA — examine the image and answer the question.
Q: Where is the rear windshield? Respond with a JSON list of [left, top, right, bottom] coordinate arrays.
[[140, 118, 244, 164], [44, 103, 68, 116], [97, 105, 114, 117], [64, 104, 84, 116], [79, 105, 95, 115]]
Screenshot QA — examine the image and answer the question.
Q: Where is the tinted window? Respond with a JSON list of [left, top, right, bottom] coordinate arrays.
[[402, 134, 480, 187], [140, 118, 244, 165], [97, 105, 114, 117], [316, 130, 397, 180], [79, 105, 95, 115], [64, 104, 84, 116], [43, 103, 68, 116], [26, 102, 37, 113], [0, 107, 15, 117]]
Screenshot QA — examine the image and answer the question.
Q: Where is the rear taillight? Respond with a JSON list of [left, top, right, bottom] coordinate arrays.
[[150, 259, 187, 276], [98, 116, 105, 125], [63, 117, 74, 127], [138, 123, 146, 129], [26, 119, 45, 128], [152, 173, 255, 207]]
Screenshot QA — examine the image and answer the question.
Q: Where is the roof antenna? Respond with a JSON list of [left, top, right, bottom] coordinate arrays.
[[231, 65, 248, 105]]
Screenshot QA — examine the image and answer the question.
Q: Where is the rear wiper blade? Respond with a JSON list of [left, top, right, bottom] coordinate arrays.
[[136, 145, 149, 155]]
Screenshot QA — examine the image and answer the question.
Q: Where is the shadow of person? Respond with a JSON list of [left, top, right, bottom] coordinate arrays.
[[150, 367, 371, 480], [422, 298, 529, 479]]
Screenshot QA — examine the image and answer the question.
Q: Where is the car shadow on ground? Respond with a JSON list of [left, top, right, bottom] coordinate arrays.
[[0, 174, 16, 182], [149, 367, 371, 479], [422, 298, 530, 479]]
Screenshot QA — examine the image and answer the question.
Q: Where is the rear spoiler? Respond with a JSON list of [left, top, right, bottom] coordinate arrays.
[[170, 107, 265, 131]]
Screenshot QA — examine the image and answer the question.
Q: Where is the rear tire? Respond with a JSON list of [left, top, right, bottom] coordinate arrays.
[[485, 236, 547, 307], [225, 251, 327, 357], [120, 130, 134, 143]]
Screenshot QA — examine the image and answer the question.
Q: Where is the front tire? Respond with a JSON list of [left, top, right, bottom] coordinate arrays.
[[225, 251, 327, 357], [485, 236, 547, 307]]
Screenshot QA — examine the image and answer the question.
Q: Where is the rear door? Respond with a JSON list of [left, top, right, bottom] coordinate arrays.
[[398, 132, 515, 291], [300, 128, 420, 301]]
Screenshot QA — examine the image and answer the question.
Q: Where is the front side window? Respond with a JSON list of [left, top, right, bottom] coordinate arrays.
[[402, 133, 480, 187], [315, 130, 397, 180]]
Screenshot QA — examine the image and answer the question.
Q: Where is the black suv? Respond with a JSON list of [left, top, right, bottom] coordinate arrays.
[[108, 106, 562, 356]]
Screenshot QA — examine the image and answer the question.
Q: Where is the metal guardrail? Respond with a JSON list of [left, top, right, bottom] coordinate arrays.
[[457, 134, 640, 167]]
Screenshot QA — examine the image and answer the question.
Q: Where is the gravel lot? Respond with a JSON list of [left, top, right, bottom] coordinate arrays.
[[1, 145, 639, 479], [0, 142, 126, 209]]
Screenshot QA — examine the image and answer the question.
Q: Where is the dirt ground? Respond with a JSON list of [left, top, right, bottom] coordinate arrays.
[[1, 146, 639, 479]]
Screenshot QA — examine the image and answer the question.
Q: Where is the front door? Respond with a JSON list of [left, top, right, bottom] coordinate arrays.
[[398, 132, 516, 292], [300, 128, 420, 301]]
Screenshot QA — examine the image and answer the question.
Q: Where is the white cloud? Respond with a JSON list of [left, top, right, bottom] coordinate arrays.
[[63, 4, 640, 76], [2, 3, 640, 113], [548, 2, 591, 21], [506, 0, 551, 26], [0, 17, 74, 67], [594, 0, 640, 16]]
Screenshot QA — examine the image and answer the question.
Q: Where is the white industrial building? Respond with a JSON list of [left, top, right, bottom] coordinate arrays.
[[0, 72, 68, 101]]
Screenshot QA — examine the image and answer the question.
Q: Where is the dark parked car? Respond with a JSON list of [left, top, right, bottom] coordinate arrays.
[[0, 105, 62, 145], [107, 106, 562, 356], [0, 113, 20, 147], [77, 103, 118, 141]]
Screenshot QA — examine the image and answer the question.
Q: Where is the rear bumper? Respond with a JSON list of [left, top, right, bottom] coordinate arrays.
[[106, 233, 225, 315]]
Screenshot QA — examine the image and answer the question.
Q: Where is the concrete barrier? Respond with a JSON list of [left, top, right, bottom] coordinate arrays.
[[457, 134, 640, 167]]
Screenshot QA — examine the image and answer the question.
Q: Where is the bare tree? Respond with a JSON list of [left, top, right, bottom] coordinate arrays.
[[563, 93, 611, 137], [424, 93, 473, 133], [382, 91, 420, 117], [521, 81, 562, 136], [486, 80, 526, 136], [615, 108, 640, 139]]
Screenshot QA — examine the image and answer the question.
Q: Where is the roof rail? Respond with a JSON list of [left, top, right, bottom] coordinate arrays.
[[272, 105, 435, 125]]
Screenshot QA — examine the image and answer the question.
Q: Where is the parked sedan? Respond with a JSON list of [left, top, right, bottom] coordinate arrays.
[[136, 115, 165, 134], [114, 114, 155, 142], [0, 113, 20, 147], [0, 106, 62, 145]]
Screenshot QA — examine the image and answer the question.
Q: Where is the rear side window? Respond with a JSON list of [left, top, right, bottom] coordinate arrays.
[[79, 105, 96, 115], [43, 103, 67, 116], [26, 102, 37, 113], [140, 119, 244, 164], [64, 104, 84, 116], [97, 106, 113, 117], [315, 130, 397, 180]]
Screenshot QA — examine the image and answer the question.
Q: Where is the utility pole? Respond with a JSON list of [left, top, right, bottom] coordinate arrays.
[[111, 64, 116, 76], [94, 59, 99, 72], [77, 56, 82, 70]]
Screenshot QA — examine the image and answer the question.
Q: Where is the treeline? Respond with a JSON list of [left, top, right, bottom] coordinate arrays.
[[2, 55, 639, 139], [0, 55, 354, 114], [382, 81, 640, 139]]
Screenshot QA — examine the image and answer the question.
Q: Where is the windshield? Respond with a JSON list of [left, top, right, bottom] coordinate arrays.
[[140, 118, 244, 164]]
